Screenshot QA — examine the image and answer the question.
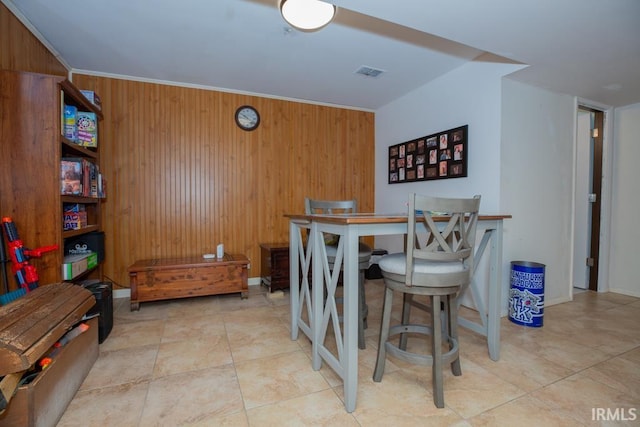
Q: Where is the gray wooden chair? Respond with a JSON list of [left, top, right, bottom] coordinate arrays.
[[305, 198, 373, 349], [373, 193, 480, 408]]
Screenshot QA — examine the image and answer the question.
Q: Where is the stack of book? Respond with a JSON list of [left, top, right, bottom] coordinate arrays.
[[62, 105, 98, 147], [60, 158, 105, 198]]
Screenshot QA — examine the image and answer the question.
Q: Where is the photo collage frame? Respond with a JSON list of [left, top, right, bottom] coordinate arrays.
[[388, 125, 468, 184]]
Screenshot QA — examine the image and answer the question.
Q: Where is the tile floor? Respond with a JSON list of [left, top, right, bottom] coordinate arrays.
[[58, 280, 640, 426]]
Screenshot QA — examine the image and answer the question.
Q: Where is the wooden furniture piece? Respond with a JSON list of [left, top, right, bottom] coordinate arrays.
[[128, 253, 249, 310], [259, 243, 290, 292], [0, 283, 98, 427], [373, 194, 481, 408], [0, 70, 104, 286], [286, 212, 510, 413]]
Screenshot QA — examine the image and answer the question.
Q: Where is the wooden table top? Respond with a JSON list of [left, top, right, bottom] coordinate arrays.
[[284, 213, 511, 225]]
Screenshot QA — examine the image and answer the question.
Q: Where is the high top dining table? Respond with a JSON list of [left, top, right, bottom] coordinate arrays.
[[286, 212, 511, 413]]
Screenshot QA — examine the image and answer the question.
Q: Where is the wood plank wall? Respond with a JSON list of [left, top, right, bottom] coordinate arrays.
[[0, 3, 375, 290], [0, 3, 67, 76], [72, 75, 375, 289]]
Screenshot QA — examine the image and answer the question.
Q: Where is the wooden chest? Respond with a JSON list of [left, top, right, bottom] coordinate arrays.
[[127, 253, 249, 310], [259, 243, 290, 292], [0, 283, 98, 427]]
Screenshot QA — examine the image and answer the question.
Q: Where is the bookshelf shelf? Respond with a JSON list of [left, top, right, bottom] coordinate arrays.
[[61, 138, 98, 159], [61, 195, 100, 204], [63, 225, 99, 239]]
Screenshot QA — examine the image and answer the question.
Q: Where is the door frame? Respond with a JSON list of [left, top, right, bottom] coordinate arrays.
[[572, 98, 613, 295]]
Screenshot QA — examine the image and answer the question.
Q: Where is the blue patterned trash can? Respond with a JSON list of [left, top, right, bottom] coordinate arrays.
[[508, 261, 545, 327]]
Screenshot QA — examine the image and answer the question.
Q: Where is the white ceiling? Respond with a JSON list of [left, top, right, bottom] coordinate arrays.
[[5, 0, 640, 110]]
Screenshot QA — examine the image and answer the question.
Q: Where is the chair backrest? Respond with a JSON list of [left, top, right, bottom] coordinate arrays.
[[406, 193, 481, 287], [305, 198, 358, 215]]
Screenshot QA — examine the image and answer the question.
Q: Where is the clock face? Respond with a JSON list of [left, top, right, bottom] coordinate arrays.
[[235, 105, 260, 131]]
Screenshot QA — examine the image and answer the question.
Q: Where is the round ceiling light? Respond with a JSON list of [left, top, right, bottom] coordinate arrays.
[[279, 0, 337, 32]]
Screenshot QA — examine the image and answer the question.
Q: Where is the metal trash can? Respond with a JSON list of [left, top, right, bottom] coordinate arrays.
[[508, 261, 545, 327]]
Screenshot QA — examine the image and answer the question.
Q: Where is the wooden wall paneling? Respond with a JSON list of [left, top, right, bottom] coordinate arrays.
[[0, 3, 67, 76], [71, 74, 375, 289], [1, 2, 374, 290]]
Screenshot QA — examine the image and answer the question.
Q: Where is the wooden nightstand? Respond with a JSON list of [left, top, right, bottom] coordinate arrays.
[[259, 243, 290, 292]]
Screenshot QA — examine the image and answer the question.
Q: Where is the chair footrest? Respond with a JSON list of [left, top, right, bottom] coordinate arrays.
[[384, 324, 459, 366]]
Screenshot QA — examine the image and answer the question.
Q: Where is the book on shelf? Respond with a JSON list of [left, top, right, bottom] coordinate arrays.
[[98, 173, 107, 199], [76, 111, 97, 147], [63, 203, 87, 231], [87, 161, 99, 198], [61, 158, 82, 195], [61, 158, 99, 197], [63, 104, 78, 142], [79, 90, 102, 111]]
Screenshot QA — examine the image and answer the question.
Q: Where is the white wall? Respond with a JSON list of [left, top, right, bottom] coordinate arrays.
[[374, 60, 524, 313], [500, 79, 576, 306], [609, 103, 640, 297], [375, 61, 524, 240], [375, 60, 639, 313]]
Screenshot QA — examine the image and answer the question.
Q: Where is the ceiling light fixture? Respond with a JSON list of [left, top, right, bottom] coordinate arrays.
[[279, 0, 337, 32]]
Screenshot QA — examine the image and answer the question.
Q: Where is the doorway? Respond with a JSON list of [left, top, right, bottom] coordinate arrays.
[[572, 106, 604, 291]]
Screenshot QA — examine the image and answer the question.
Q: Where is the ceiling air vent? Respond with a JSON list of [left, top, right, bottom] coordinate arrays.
[[354, 66, 385, 78]]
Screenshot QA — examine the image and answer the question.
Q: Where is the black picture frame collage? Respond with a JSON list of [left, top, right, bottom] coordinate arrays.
[[388, 125, 468, 184]]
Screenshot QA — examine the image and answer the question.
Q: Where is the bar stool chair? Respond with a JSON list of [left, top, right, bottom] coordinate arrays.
[[373, 193, 480, 408], [305, 198, 372, 349]]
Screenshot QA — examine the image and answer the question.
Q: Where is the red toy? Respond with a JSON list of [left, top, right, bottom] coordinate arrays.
[[1, 217, 58, 294]]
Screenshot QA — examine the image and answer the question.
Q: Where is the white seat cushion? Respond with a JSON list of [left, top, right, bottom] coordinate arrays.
[[379, 252, 467, 275]]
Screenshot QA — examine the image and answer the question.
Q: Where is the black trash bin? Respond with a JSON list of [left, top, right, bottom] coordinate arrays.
[[365, 249, 388, 279], [508, 261, 545, 327]]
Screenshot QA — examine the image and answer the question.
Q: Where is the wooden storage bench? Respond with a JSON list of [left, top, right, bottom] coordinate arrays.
[[128, 253, 249, 310], [0, 283, 98, 427]]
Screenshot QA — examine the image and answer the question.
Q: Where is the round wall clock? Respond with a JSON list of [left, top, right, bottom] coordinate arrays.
[[235, 105, 260, 131]]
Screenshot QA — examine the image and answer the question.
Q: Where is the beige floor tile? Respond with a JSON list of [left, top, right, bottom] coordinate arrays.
[[139, 365, 244, 426], [153, 335, 233, 378], [349, 370, 464, 426], [226, 322, 301, 363], [437, 358, 526, 418], [188, 410, 249, 426], [60, 287, 640, 426], [531, 372, 639, 425], [164, 295, 221, 318], [223, 305, 285, 330], [115, 300, 172, 322], [246, 389, 360, 426], [98, 318, 165, 352], [235, 350, 331, 409], [581, 351, 640, 399], [58, 381, 150, 427], [464, 340, 574, 392], [499, 326, 611, 372], [214, 289, 271, 313], [467, 394, 584, 426], [80, 344, 158, 390], [161, 312, 226, 343], [573, 290, 639, 306], [541, 315, 640, 356], [621, 346, 640, 364]]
